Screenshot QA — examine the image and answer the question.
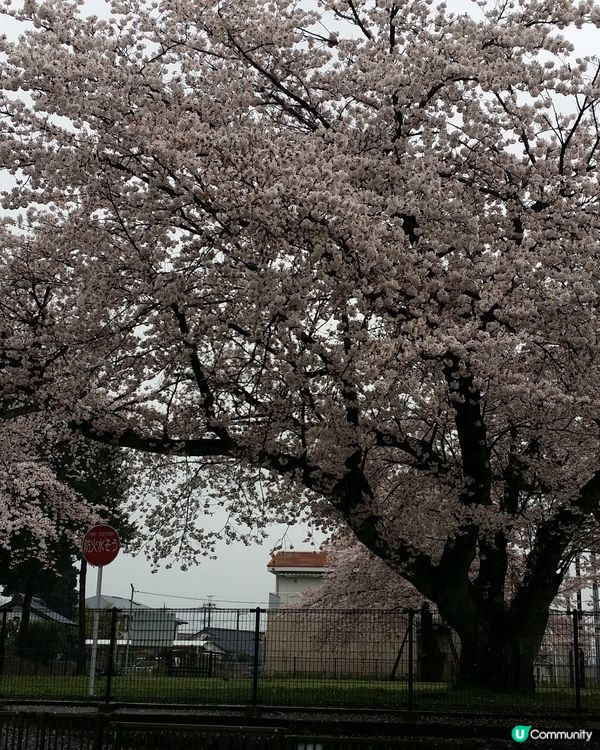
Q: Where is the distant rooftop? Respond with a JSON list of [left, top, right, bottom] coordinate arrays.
[[184, 626, 264, 659], [267, 551, 328, 569], [0, 594, 76, 625], [84, 595, 188, 625], [84, 594, 149, 610]]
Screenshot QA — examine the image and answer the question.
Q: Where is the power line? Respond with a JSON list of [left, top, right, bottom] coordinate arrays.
[[134, 589, 267, 606]]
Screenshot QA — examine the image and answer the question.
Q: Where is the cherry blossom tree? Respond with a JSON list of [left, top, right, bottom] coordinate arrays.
[[307, 532, 600, 612], [0, 419, 135, 641], [2, 0, 600, 692], [0, 419, 99, 560]]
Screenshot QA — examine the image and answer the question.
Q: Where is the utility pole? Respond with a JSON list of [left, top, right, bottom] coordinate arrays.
[[576, 555, 583, 612], [124, 584, 134, 671], [207, 595, 214, 629], [592, 552, 600, 681], [574, 555, 585, 689], [203, 596, 215, 629]]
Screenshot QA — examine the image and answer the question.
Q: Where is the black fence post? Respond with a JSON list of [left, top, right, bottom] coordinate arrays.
[[251, 607, 262, 706], [16, 713, 24, 750], [0, 609, 7, 679], [39, 712, 48, 750], [105, 607, 118, 704], [408, 609, 415, 710], [94, 713, 105, 750], [573, 608, 582, 713]]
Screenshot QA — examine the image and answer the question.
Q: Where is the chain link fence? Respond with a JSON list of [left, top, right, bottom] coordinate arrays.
[[0, 605, 598, 712]]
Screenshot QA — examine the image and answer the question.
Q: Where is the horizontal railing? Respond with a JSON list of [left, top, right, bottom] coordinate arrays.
[[0, 712, 504, 750]]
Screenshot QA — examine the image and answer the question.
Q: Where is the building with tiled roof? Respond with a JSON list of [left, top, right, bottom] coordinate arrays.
[[267, 551, 328, 570], [267, 550, 328, 608]]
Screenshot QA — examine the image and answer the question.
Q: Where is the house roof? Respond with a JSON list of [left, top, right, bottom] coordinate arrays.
[[184, 627, 263, 658], [84, 595, 188, 626], [84, 595, 149, 610], [267, 551, 328, 569], [0, 595, 75, 625]]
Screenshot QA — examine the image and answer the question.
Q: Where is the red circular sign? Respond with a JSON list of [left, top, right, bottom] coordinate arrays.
[[82, 524, 120, 567]]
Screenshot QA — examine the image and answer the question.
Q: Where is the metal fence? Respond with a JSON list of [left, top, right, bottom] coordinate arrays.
[[0, 712, 101, 750], [0, 606, 598, 713], [0, 713, 509, 750]]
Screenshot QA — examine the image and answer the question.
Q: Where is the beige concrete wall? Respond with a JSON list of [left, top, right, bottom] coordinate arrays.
[[276, 576, 324, 598], [264, 610, 410, 679]]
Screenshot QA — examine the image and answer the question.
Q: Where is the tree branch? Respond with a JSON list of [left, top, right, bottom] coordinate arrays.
[[69, 420, 235, 456], [512, 469, 600, 618]]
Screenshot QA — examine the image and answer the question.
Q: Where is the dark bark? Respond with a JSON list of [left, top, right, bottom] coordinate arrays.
[[457, 630, 536, 693], [440, 603, 551, 694], [459, 628, 544, 693]]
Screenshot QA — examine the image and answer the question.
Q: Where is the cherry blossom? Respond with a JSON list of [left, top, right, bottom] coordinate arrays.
[[1, 0, 600, 691]]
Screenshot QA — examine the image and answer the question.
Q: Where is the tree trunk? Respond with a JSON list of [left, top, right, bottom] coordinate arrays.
[[457, 631, 534, 693], [452, 612, 547, 694]]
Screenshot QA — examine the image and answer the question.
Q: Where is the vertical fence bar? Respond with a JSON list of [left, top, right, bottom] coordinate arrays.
[[16, 713, 24, 750], [251, 607, 262, 706], [38, 712, 47, 750], [104, 608, 118, 704], [94, 713, 104, 750], [573, 608, 582, 713], [408, 609, 415, 710], [0, 609, 7, 679]]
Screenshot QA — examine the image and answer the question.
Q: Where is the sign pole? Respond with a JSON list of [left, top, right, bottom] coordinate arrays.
[[88, 565, 103, 696], [82, 524, 121, 698]]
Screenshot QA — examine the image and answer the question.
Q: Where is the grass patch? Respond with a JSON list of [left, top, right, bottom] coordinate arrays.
[[0, 674, 595, 711]]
